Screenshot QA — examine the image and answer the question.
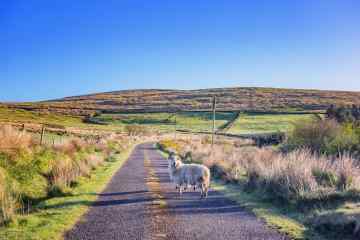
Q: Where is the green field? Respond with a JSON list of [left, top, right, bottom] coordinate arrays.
[[228, 113, 318, 135], [94, 112, 236, 132], [0, 107, 123, 131], [0, 107, 321, 135]]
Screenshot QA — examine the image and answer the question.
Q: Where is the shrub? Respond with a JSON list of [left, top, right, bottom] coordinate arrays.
[[284, 118, 360, 156], [124, 125, 149, 136], [284, 119, 341, 154], [158, 139, 182, 154], [325, 124, 360, 156]]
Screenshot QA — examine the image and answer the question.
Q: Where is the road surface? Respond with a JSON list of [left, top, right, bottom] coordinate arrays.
[[65, 143, 287, 240]]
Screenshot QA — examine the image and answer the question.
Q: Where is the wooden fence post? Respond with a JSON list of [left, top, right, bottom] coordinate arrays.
[[40, 125, 45, 145]]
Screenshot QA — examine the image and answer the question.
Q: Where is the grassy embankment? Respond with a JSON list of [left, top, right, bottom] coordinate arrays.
[[0, 125, 137, 240], [0, 147, 134, 240]]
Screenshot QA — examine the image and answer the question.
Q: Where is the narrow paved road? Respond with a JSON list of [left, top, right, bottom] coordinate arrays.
[[65, 143, 287, 240]]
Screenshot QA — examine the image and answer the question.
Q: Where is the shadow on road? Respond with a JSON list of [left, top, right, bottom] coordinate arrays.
[[144, 144, 249, 216]]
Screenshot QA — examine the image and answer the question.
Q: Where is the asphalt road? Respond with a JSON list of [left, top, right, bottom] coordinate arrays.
[[65, 143, 287, 240]]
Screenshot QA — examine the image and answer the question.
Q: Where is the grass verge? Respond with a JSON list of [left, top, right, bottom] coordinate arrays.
[[212, 182, 325, 240], [0, 144, 136, 240]]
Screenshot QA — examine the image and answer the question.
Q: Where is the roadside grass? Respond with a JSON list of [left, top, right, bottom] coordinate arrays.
[[213, 182, 360, 240], [157, 146, 314, 239], [212, 182, 324, 240], [0, 145, 136, 240], [157, 139, 360, 240], [228, 113, 318, 134], [94, 112, 236, 132]]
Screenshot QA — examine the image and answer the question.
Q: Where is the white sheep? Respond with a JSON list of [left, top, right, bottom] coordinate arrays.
[[168, 154, 210, 198]]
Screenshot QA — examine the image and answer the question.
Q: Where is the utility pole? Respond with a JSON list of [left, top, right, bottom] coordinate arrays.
[[174, 114, 177, 140], [211, 96, 216, 147]]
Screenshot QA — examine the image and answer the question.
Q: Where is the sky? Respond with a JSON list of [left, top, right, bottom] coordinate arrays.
[[1, 0, 360, 101]]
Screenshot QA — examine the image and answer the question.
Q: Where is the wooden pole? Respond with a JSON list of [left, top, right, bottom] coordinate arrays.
[[211, 96, 216, 147], [40, 125, 45, 145], [174, 114, 177, 140]]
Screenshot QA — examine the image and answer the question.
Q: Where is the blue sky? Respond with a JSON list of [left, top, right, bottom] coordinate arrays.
[[2, 1, 360, 101]]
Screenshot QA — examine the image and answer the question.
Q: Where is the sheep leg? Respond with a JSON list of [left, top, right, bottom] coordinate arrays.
[[178, 184, 183, 196], [200, 183, 207, 199], [204, 186, 208, 198]]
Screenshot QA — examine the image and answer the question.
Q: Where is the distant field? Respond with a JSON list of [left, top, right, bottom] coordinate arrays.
[[0, 107, 83, 126], [0, 107, 122, 131], [0, 107, 236, 133], [0, 107, 321, 135], [94, 112, 236, 132], [228, 113, 317, 135]]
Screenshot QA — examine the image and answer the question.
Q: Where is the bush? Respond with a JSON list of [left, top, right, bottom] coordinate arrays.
[[157, 139, 182, 154], [124, 125, 149, 136], [284, 118, 360, 157], [284, 119, 340, 154], [325, 124, 360, 156]]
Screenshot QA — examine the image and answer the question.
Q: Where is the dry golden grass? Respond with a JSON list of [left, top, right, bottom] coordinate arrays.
[[0, 125, 134, 225], [160, 136, 360, 202], [0, 125, 33, 154]]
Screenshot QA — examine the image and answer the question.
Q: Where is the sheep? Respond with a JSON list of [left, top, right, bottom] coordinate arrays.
[[167, 152, 196, 191], [168, 154, 210, 198]]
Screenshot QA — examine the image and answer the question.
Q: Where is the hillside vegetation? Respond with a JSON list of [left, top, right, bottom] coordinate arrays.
[[4, 87, 360, 116]]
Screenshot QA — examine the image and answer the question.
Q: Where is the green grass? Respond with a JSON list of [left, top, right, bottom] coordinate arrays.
[[0, 144, 136, 240], [228, 113, 318, 135], [0, 107, 129, 132], [212, 182, 324, 240], [307, 202, 360, 239], [0, 107, 238, 133], [94, 112, 236, 132], [214, 182, 360, 239], [0, 107, 84, 127]]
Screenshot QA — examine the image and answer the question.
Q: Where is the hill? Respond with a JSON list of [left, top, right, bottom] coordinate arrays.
[[3, 87, 360, 116]]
